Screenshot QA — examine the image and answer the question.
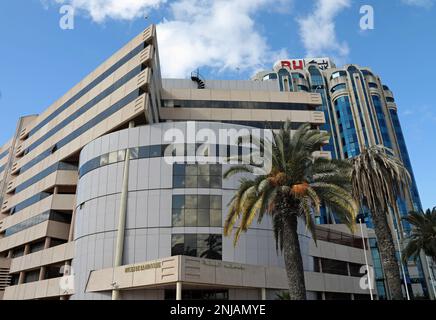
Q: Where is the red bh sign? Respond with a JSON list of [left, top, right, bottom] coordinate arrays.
[[281, 60, 304, 70]]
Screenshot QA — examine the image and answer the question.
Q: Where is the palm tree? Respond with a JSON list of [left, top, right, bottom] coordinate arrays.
[[224, 122, 357, 300], [349, 145, 411, 300], [402, 208, 436, 262]]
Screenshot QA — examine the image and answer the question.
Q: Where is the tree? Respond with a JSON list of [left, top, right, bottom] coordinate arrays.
[[350, 145, 410, 300], [224, 122, 357, 300], [402, 208, 436, 262]]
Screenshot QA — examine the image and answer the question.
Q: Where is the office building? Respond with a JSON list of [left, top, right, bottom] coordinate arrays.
[[254, 58, 435, 299], [0, 25, 398, 300]]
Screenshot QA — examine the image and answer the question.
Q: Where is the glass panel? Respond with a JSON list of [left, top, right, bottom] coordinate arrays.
[[198, 209, 210, 227], [198, 165, 209, 176], [210, 176, 222, 188], [198, 195, 210, 209], [197, 175, 209, 188], [210, 164, 222, 176], [100, 154, 109, 166], [186, 164, 198, 176], [117, 150, 126, 161], [173, 164, 185, 176], [108, 151, 118, 164], [210, 196, 222, 209], [185, 196, 197, 208], [139, 146, 150, 158], [173, 176, 185, 188], [149, 145, 161, 157], [172, 208, 184, 227], [129, 147, 139, 159], [184, 234, 197, 256], [185, 175, 198, 188], [210, 209, 222, 227], [172, 195, 185, 209], [184, 209, 197, 227], [199, 234, 222, 260], [171, 234, 185, 256]]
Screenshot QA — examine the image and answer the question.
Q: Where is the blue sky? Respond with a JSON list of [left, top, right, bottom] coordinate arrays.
[[0, 0, 435, 209]]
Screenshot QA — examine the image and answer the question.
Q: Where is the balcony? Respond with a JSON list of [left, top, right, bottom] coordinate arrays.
[[3, 276, 73, 300]]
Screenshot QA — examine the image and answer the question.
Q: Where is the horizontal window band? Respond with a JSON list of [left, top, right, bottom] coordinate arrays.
[[19, 89, 142, 175], [0, 149, 9, 160], [25, 65, 144, 154], [27, 42, 148, 138], [3, 210, 72, 237], [14, 162, 77, 194], [78, 144, 259, 178]]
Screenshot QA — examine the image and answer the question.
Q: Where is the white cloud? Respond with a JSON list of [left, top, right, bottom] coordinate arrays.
[[47, 0, 166, 23], [401, 0, 434, 8], [296, 0, 351, 64], [43, 0, 292, 78], [157, 0, 292, 77]]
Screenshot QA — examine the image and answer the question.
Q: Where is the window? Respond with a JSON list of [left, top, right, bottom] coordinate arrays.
[[283, 78, 290, 91], [129, 147, 139, 159], [330, 83, 347, 94], [171, 234, 222, 260], [292, 73, 305, 79], [108, 151, 118, 164], [30, 241, 45, 254], [27, 42, 147, 139], [297, 85, 309, 92], [173, 163, 222, 189], [100, 154, 109, 166], [262, 73, 277, 81], [361, 70, 374, 76], [368, 82, 378, 89], [172, 195, 222, 227], [349, 263, 365, 277], [330, 71, 347, 80], [24, 270, 40, 283], [386, 97, 395, 103], [12, 247, 25, 258], [320, 258, 349, 276], [10, 274, 19, 286]]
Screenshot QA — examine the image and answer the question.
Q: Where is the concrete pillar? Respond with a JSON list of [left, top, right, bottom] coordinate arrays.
[[176, 282, 183, 301], [18, 245, 31, 284], [18, 271, 25, 284], [39, 267, 46, 281], [68, 210, 76, 242], [112, 121, 134, 301], [44, 237, 51, 249], [261, 288, 267, 300]]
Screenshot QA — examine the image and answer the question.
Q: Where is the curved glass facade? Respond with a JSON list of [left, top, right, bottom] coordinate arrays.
[[389, 109, 422, 211], [334, 96, 360, 158], [309, 66, 338, 158], [347, 66, 371, 145], [262, 61, 428, 299], [372, 95, 393, 149]]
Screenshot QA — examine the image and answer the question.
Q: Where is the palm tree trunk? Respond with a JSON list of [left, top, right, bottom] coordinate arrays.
[[282, 214, 307, 300], [371, 210, 403, 300]]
